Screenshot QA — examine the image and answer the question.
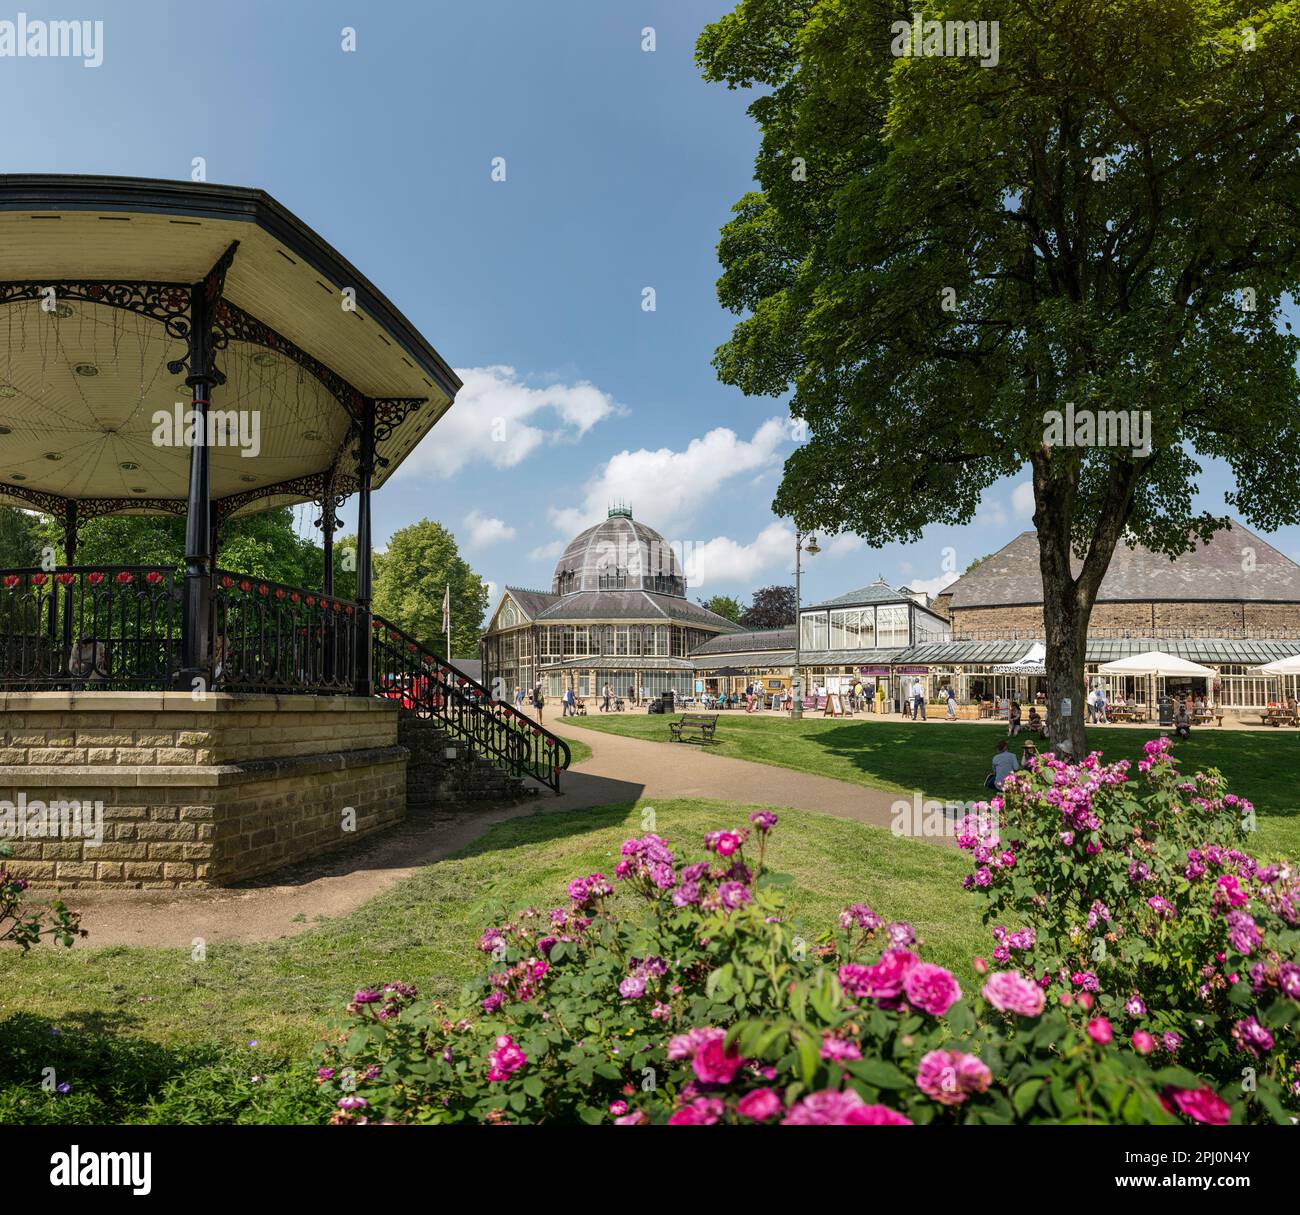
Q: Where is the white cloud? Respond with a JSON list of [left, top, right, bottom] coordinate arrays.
[[1011, 480, 1035, 517], [549, 418, 791, 538], [396, 365, 622, 479], [906, 570, 960, 597], [464, 510, 516, 547], [682, 522, 794, 589], [528, 539, 566, 561], [821, 533, 864, 559]]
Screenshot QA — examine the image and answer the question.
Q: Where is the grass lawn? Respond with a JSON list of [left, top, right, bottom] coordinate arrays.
[[569, 714, 1300, 860], [554, 731, 592, 766], [0, 798, 978, 1124]]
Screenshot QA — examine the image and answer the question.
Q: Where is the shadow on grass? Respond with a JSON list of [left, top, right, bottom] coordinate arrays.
[[0, 1010, 325, 1126]]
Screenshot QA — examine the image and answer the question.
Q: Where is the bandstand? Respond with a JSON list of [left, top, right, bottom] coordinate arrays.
[[0, 175, 568, 889]]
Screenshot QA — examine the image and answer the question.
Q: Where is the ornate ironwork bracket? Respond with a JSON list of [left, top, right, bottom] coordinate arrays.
[[166, 242, 239, 386], [214, 468, 358, 523], [214, 297, 367, 422], [0, 279, 194, 340]]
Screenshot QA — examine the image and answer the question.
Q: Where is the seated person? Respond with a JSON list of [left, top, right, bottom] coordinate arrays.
[[990, 740, 1020, 791], [1173, 700, 1191, 738], [1026, 706, 1043, 733]]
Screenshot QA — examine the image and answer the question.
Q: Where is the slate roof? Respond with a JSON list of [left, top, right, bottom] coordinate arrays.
[[689, 638, 1300, 669], [943, 523, 1300, 608], [806, 579, 918, 610], [531, 589, 742, 630], [693, 628, 796, 655], [503, 587, 560, 619], [551, 510, 683, 593]]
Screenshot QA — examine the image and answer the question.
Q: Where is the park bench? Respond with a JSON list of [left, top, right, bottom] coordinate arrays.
[[669, 713, 718, 744]]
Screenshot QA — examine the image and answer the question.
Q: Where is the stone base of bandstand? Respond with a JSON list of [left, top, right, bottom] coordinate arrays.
[[0, 692, 407, 889]]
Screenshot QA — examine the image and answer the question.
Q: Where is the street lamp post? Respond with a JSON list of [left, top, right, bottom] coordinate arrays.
[[790, 529, 820, 719]]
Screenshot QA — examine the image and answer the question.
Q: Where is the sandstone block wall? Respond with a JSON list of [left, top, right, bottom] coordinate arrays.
[[0, 692, 407, 888]]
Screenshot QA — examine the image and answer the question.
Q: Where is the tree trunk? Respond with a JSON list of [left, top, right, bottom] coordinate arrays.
[[1031, 448, 1148, 761], [1040, 570, 1090, 759], [1032, 452, 1089, 759]]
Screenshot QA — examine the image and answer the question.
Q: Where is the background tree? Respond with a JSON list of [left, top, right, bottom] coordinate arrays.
[[0, 507, 41, 568], [699, 593, 744, 622], [373, 518, 489, 659], [739, 584, 797, 629], [699, 0, 1300, 755]]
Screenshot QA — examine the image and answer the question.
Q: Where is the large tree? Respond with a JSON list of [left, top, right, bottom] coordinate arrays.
[[699, 593, 745, 622], [373, 518, 489, 660], [699, 0, 1300, 755], [739, 584, 797, 629]]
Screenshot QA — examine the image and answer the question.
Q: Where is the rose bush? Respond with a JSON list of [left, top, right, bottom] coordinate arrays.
[[958, 736, 1299, 1118], [0, 841, 83, 952], [316, 802, 1297, 1125]]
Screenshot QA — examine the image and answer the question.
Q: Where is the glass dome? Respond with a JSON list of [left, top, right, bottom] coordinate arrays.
[[551, 506, 685, 597]]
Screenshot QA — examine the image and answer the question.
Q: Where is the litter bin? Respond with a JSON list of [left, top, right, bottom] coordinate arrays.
[[659, 692, 676, 714], [1158, 696, 1174, 727]]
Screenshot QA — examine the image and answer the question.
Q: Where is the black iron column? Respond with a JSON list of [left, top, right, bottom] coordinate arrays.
[[354, 404, 376, 697], [175, 244, 236, 691], [60, 500, 77, 665]]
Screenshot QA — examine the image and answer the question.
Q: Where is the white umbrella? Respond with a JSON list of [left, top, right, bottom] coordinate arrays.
[[1098, 651, 1215, 677], [993, 641, 1046, 675], [1099, 651, 1216, 721], [1251, 654, 1300, 676]]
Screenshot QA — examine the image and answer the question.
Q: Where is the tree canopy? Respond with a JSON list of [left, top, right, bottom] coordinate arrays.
[[739, 584, 797, 629], [699, 0, 1300, 753], [699, 593, 744, 623], [372, 519, 489, 659]]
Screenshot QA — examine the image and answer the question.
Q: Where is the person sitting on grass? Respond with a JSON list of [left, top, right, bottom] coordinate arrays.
[[1026, 705, 1042, 734], [990, 739, 1020, 791], [1174, 698, 1192, 739], [1007, 700, 1022, 737]]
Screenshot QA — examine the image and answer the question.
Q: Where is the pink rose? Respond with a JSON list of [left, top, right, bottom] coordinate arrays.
[[736, 1088, 783, 1121], [902, 963, 962, 1016], [1086, 1017, 1113, 1044], [692, 1036, 744, 1086], [1161, 1086, 1231, 1126], [668, 1097, 725, 1125], [982, 971, 1045, 1017]]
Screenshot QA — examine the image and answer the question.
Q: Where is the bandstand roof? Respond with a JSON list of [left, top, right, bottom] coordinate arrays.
[[0, 174, 461, 522]]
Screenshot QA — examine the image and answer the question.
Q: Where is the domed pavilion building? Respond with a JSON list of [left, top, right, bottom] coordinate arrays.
[[481, 507, 741, 701]]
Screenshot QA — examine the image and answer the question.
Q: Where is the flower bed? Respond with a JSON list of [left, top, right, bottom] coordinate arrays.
[[314, 747, 1298, 1124]]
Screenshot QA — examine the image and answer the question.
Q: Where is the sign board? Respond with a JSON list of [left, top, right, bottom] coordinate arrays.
[[695, 680, 703, 693], [824, 693, 846, 717]]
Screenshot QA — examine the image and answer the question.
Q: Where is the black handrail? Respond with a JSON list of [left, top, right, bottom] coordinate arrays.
[[371, 613, 571, 794], [213, 570, 360, 694]]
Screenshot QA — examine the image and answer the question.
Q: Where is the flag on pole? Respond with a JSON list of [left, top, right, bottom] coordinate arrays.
[[442, 585, 451, 649]]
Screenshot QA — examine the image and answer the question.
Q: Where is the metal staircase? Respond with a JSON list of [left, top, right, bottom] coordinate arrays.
[[371, 614, 571, 793]]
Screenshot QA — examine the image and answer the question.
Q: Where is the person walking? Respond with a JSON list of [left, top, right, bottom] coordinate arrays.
[[912, 679, 926, 721], [514, 685, 524, 711], [532, 683, 546, 723], [601, 683, 612, 713], [562, 685, 575, 717], [945, 683, 957, 720], [875, 682, 885, 715]]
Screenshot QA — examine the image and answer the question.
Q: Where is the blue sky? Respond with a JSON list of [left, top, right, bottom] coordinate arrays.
[[0, 0, 1290, 613]]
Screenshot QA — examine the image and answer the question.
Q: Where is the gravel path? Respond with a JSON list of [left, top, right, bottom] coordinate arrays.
[[35, 718, 911, 948]]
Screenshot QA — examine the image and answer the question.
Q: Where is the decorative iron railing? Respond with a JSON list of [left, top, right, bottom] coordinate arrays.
[[213, 571, 361, 694], [0, 566, 179, 687], [372, 614, 571, 794], [0, 566, 571, 793]]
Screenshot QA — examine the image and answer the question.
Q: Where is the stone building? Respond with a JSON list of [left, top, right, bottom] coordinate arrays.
[[481, 507, 740, 702]]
